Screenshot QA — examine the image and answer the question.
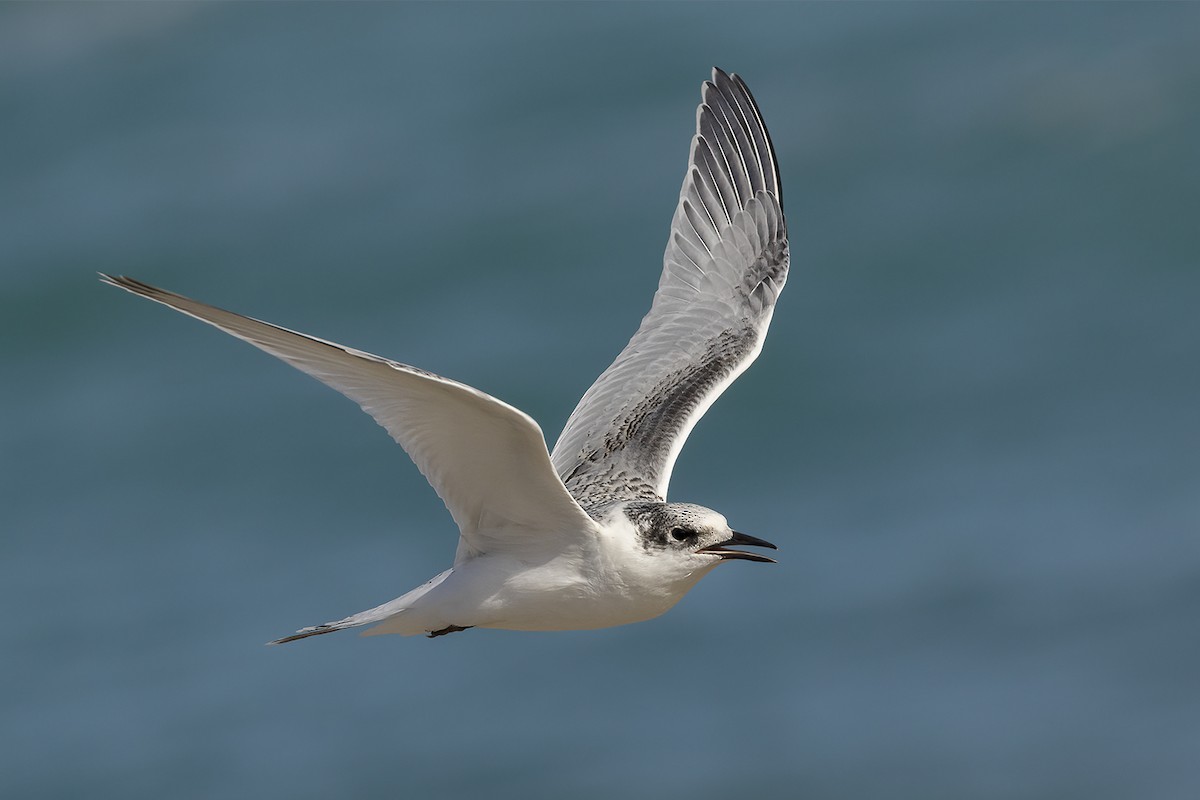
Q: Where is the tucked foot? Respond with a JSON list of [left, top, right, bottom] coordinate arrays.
[[427, 624, 473, 638]]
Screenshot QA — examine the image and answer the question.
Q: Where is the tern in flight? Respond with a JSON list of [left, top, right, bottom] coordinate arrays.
[[104, 67, 789, 642]]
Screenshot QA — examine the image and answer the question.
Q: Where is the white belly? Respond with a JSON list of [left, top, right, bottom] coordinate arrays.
[[367, 552, 714, 636]]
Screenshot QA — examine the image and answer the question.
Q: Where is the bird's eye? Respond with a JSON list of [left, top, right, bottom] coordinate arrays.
[[670, 527, 693, 542]]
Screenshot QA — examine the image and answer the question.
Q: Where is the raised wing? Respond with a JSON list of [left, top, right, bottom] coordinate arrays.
[[102, 276, 597, 561], [550, 68, 788, 510]]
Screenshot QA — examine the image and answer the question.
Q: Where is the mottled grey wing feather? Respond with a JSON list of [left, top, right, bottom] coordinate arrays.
[[550, 68, 789, 510]]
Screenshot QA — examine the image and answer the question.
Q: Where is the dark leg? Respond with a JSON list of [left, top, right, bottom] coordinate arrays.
[[427, 624, 474, 638]]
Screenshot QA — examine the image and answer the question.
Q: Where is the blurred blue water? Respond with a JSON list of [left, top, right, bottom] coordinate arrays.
[[3, 3, 1199, 799]]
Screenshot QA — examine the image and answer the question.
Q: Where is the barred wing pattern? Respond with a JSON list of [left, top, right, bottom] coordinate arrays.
[[551, 68, 789, 511]]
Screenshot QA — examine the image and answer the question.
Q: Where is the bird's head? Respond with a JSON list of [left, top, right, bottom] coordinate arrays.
[[624, 501, 777, 572]]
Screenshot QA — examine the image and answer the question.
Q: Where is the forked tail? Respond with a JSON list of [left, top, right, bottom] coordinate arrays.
[[266, 569, 456, 644], [268, 617, 365, 645]]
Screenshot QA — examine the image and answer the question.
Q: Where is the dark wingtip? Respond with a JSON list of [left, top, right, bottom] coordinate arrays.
[[99, 273, 160, 297]]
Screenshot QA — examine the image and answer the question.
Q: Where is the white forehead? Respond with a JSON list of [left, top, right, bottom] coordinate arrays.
[[670, 503, 728, 530]]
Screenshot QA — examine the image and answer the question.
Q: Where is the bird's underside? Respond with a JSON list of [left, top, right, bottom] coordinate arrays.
[[103, 67, 788, 643]]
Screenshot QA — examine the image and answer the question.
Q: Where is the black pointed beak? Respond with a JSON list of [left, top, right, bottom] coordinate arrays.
[[697, 530, 778, 563]]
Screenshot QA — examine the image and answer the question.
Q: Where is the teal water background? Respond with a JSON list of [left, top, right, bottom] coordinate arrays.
[[4, 3, 1200, 798]]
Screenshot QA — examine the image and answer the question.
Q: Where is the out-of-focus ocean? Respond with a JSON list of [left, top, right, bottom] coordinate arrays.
[[3, 3, 1198, 798]]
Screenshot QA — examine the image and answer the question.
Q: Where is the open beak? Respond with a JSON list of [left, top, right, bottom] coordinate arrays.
[[697, 530, 778, 563]]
